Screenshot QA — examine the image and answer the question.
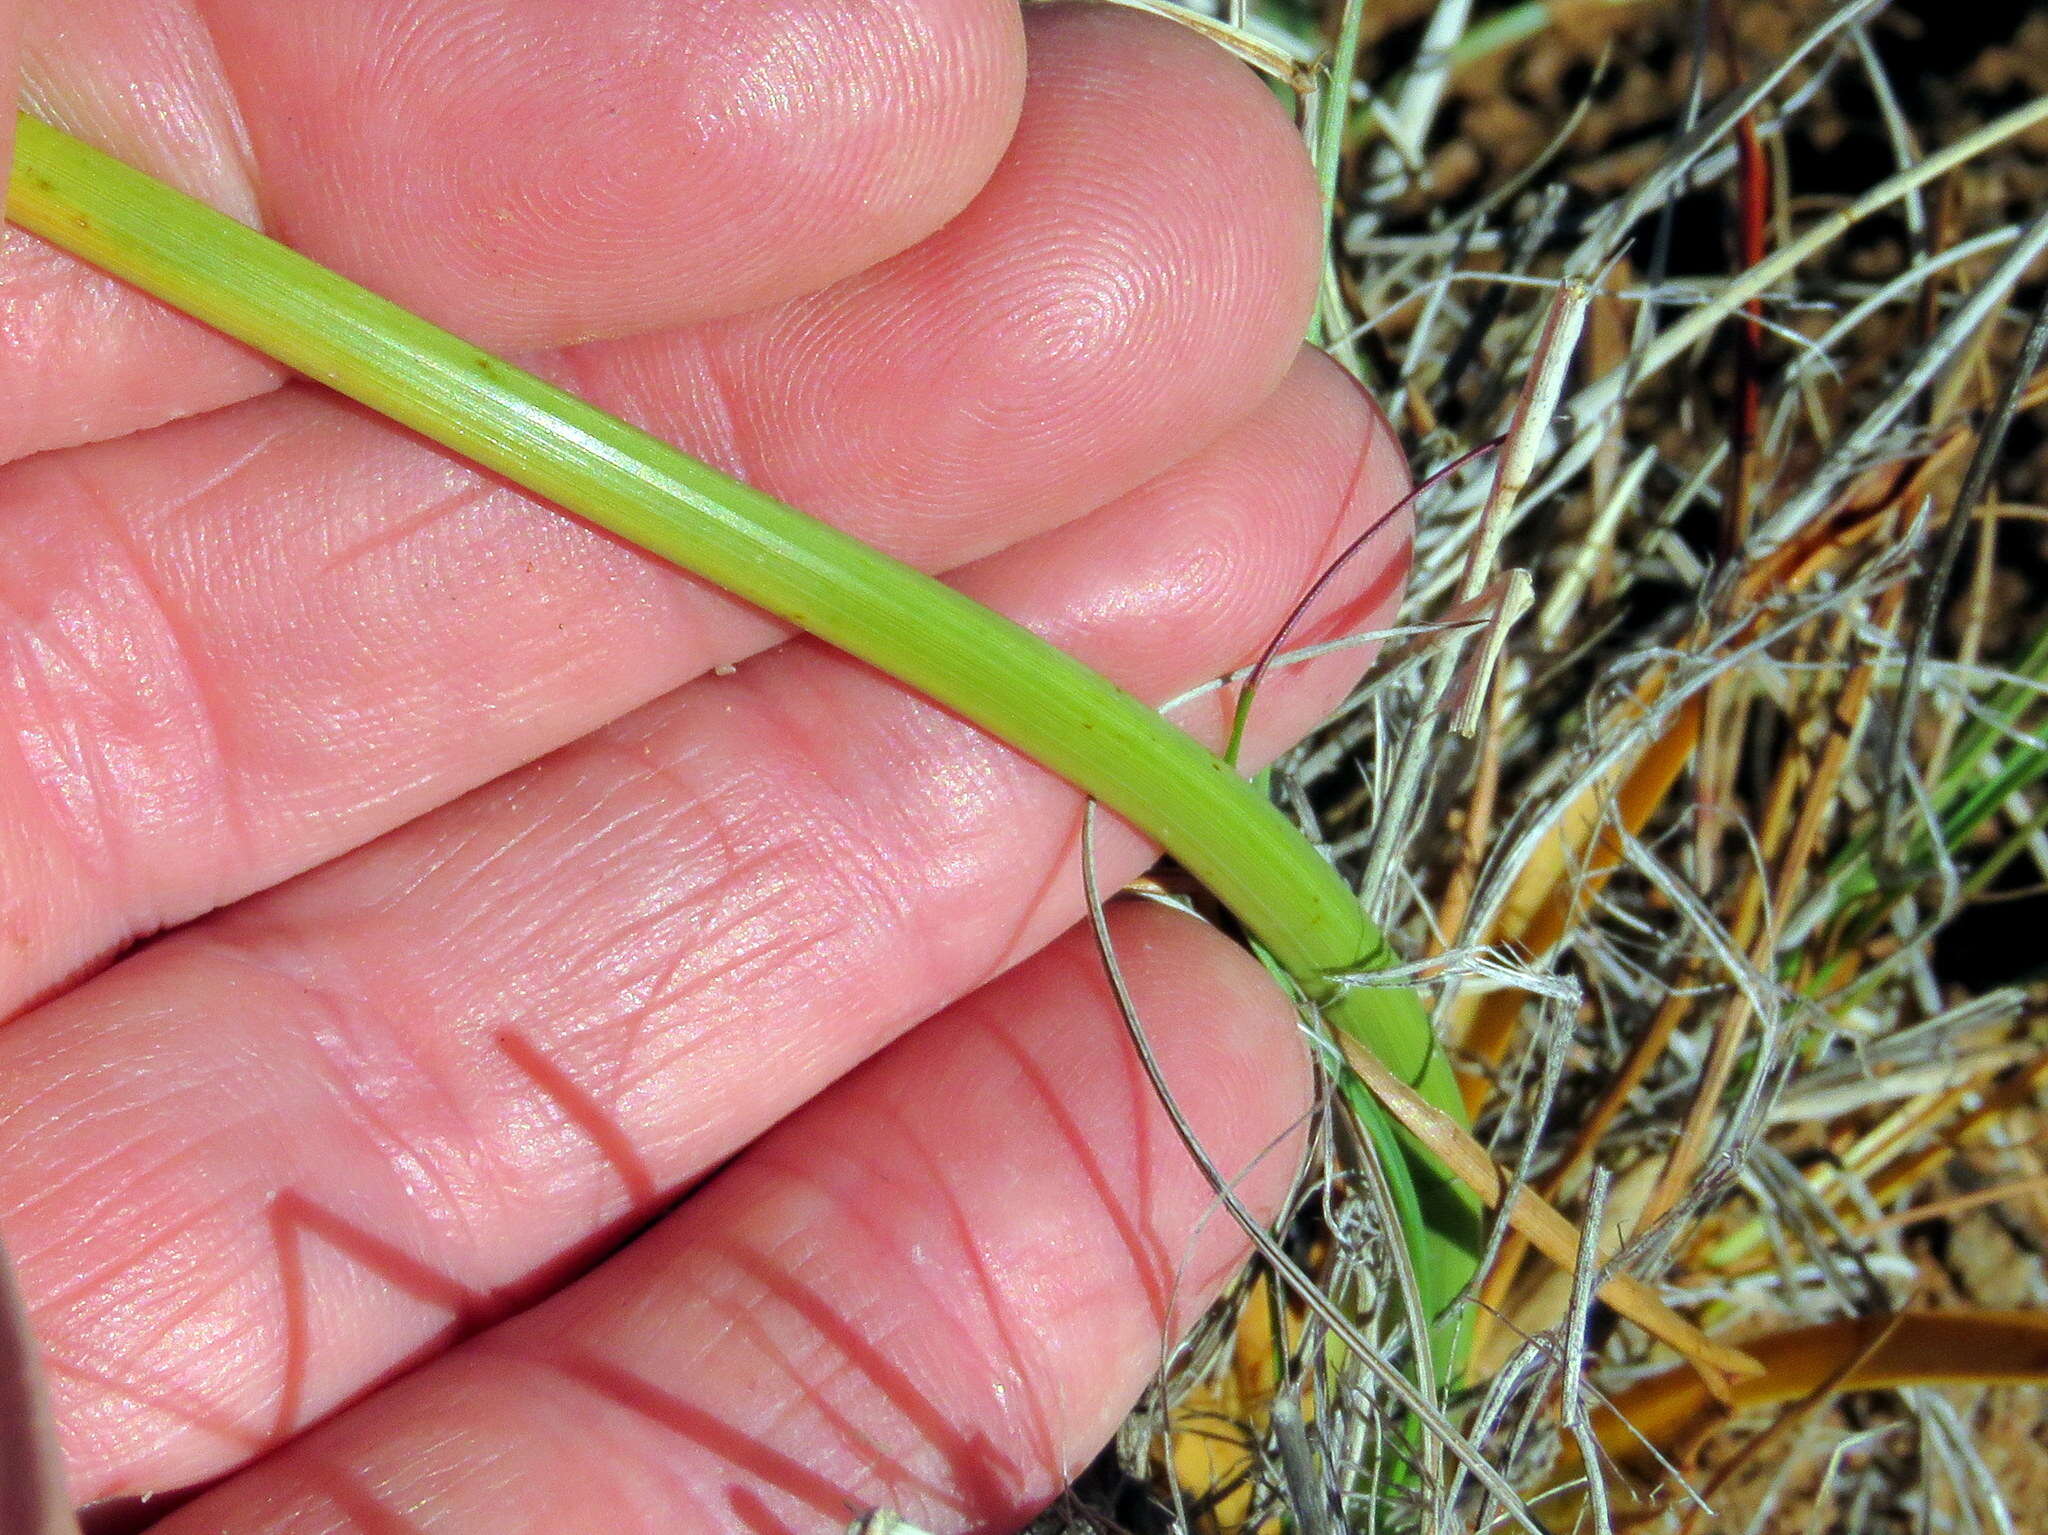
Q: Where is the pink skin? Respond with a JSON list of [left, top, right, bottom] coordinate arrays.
[[152, 905, 1319, 1535], [0, 5, 1411, 1531], [1, 5, 1319, 1018]]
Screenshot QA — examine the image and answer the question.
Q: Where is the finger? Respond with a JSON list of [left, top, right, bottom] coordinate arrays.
[[3, 351, 1405, 1503], [0, 3, 1321, 1018], [2, 0, 1026, 462], [155, 901, 1313, 1535]]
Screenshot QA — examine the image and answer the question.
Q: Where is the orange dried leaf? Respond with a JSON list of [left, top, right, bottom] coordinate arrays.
[[1162, 1272, 1300, 1535], [1454, 683, 1701, 1105], [1591, 1311, 2048, 1484], [1453, 425, 1967, 1114], [1336, 1034, 1762, 1384]]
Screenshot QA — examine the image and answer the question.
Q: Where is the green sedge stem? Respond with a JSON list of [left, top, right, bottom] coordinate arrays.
[[7, 110, 1480, 1338]]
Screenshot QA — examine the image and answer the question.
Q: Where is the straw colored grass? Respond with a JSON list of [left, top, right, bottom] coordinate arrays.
[[1023, 2, 2048, 1531]]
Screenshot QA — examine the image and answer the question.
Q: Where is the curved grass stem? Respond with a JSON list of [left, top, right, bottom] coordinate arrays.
[[6, 109, 1480, 1346]]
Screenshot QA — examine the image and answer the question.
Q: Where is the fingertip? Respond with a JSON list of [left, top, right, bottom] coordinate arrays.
[[784, 1, 1325, 555], [214, 0, 1031, 342]]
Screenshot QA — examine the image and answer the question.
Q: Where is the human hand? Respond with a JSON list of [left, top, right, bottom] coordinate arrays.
[[0, 3, 1411, 1530]]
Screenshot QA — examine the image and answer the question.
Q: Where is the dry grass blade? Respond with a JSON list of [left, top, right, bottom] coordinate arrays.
[[1359, 276, 1591, 909], [1031, 0, 1317, 87], [1449, 684, 1702, 1109], [1583, 1312, 2048, 1484], [1452, 437, 1918, 1110], [1332, 1030, 1761, 1383], [1072, 4, 2048, 1531]]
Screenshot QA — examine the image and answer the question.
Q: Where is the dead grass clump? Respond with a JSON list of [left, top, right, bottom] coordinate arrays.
[[1032, 2, 2048, 1530]]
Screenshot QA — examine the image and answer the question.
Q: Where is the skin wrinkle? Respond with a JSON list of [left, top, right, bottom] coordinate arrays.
[[823, 1118, 1067, 1495], [608, 917, 856, 1105], [45, 1351, 271, 1476], [540, 1179, 1025, 1530], [0, 970, 284, 1219], [443, 799, 798, 1092], [747, 916, 1299, 1526], [973, 1020, 1171, 1334], [0, 239, 283, 464], [113, 401, 313, 539], [343, 1362, 677, 1535], [403, 781, 677, 949], [50, 1356, 239, 1464], [727, 672, 953, 972], [86, 1229, 267, 1386], [0, 405, 308, 996], [571, 699, 924, 997], [301, 1008, 497, 1262], [569, 711, 980, 1071], [361, 1385, 544, 1524], [494, 1031, 658, 1210], [667, 328, 770, 495], [63, 454, 259, 880], [0, 600, 113, 878], [534, 739, 861, 998], [290, 1457, 426, 1535], [457, 1386, 675, 1535], [0, 1098, 153, 1265], [294, 900, 1138, 1514], [50, 1250, 283, 1484], [56, 1271, 266, 1484], [944, 1061, 1136, 1476], [172, 931, 506, 1275], [0, 725, 103, 1009], [232, 712, 884, 1216], [729, 1094, 1067, 1511], [0, 244, 116, 309], [550, 1352, 860, 1525], [265, 1190, 502, 1443], [312, 475, 504, 582], [32, 1177, 246, 1341], [683, 1242, 1006, 1521], [544, 902, 740, 1086]]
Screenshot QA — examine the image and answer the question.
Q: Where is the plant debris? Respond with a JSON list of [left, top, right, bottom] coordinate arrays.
[[1048, 2, 2048, 1530]]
